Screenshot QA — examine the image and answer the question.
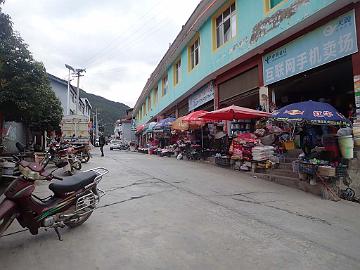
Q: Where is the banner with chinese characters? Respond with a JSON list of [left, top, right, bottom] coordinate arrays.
[[263, 10, 358, 86], [188, 81, 214, 111]]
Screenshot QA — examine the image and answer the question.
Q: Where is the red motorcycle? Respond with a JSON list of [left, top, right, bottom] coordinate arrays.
[[0, 160, 108, 240]]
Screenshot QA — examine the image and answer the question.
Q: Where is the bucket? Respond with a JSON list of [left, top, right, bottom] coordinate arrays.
[[338, 135, 354, 159]]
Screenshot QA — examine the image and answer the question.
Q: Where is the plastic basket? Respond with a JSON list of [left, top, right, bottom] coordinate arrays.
[[298, 162, 318, 175]]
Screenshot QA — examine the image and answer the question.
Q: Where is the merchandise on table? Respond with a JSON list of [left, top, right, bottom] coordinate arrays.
[[252, 146, 275, 161]]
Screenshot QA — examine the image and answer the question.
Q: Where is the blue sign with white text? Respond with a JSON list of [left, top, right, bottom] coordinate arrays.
[[188, 81, 214, 111], [263, 10, 358, 85]]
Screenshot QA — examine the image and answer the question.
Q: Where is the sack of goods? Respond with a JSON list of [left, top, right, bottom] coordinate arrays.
[[252, 146, 275, 161]]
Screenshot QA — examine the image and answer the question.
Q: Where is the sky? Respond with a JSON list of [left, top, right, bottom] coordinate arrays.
[[2, 0, 200, 107]]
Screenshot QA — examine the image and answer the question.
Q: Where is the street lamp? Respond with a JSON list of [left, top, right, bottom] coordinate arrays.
[[65, 64, 86, 115], [65, 64, 75, 115]]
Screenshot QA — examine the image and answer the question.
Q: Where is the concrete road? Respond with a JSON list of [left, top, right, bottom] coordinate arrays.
[[1, 147, 360, 270]]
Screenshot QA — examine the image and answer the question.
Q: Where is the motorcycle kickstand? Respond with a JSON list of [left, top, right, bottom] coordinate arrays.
[[54, 227, 63, 241]]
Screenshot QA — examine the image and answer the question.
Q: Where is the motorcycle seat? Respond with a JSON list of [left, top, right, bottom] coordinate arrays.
[[49, 171, 97, 194]]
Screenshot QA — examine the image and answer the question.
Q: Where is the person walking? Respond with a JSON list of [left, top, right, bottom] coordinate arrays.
[[99, 133, 106, 157]]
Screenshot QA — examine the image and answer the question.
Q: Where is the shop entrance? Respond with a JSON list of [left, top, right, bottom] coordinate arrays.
[[270, 56, 355, 117]]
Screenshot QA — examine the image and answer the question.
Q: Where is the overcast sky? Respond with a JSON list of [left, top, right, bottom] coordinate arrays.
[[3, 0, 199, 107]]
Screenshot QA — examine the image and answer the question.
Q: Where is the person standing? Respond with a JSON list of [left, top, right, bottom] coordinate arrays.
[[99, 133, 106, 157]]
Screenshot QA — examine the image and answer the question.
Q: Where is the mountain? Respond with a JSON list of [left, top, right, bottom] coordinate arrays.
[[80, 89, 130, 136]]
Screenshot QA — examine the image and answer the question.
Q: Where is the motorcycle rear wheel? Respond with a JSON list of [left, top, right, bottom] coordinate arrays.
[[72, 161, 82, 171], [64, 212, 93, 228], [80, 152, 90, 163]]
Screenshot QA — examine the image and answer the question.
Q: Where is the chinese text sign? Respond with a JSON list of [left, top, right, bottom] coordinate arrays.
[[263, 10, 358, 85]]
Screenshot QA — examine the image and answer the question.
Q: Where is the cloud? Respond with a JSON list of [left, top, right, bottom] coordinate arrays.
[[3, 0, 199, 107]]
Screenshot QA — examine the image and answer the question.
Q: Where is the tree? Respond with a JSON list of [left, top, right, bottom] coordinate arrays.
[[0, 4, 63, 131]]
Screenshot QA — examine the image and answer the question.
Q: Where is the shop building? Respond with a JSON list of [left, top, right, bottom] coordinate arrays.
[[133, 0, 360, 127], [262, 8, 360, 119]]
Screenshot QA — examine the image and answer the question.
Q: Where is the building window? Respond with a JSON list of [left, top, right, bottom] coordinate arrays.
[[153, 87, 158, 105], [215, 2, 236, 49], [162, 75, 168, 96], [189, 36, 200, 71], [174, 59, 181, 85], [265, 0, 287, 12], [148, 95, 151, 111], [143, 103, 146, 116]]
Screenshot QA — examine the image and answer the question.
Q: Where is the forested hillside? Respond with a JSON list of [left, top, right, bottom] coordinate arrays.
[[80, 89, 129, 136]]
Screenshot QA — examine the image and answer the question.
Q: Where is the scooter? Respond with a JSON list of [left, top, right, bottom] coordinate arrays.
[[0, 160, 108, 240]]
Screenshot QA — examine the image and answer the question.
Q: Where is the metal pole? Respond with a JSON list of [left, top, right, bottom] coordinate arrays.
[[92, 113, 95, 145], [76, 71, 80, 115], [96, 108, 99, 140], [67, 68, 71, 115]]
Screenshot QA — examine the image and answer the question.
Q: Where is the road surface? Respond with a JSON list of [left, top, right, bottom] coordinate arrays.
[[1, 147, 360, 270]]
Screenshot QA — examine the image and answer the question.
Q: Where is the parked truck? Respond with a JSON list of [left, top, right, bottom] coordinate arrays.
[[60, 115, 90, 144]]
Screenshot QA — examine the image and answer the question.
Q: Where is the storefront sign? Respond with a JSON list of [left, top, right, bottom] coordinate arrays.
[[263, 10, 358, 85], [188, 81, 214, 111]]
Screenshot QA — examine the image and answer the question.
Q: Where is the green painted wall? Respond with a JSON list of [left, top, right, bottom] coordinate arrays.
[[137, 0, 338, 125]]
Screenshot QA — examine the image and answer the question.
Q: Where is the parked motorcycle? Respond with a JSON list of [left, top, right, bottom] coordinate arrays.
[[0, 160, 108, 240], [179, 142, 201, 160], [42, 143, 82, 175], [72, 144, 91, 163]]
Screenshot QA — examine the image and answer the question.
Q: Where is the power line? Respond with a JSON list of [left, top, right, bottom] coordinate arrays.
[[81, 0, 167, 67], [85, 18, 174, 70], [84, 15, 173, 69]]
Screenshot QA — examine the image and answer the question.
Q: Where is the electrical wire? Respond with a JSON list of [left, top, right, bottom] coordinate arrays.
[[81, 0, 168, 67], [84, 15, 173, 69]]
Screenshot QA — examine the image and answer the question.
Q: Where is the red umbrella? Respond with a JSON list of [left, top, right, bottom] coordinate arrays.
[[136, 124, 145, 134], [182, 110, 210, 125], [200, 105, 271, 121]]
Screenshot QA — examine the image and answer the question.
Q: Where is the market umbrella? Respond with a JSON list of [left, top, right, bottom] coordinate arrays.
[[153, 117, 176, 133], [182, 110, 209, 125], [144, 122, 157, 134], [172, 117, 190, 131], [200, 105, 271, 121], [136, 124, 145, 134], [271, 100, 349, 125], [182, 110, 214, 149]]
